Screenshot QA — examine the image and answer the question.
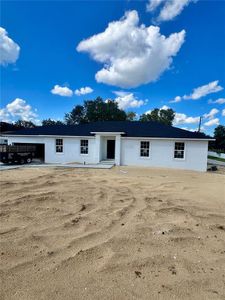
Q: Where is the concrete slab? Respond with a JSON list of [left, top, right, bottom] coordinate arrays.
[[0, 162, 114, 171], [207, 159, 225, 167]]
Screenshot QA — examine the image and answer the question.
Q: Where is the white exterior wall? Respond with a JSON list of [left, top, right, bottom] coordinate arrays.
[[5, 135, 209, 171], [121, 138, 208, 172], [7, 136, 96, 164]]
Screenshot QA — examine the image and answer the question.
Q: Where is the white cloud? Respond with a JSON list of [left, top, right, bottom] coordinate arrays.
[[0, 98, 39, 123], [170, 81, 223, 103], [114, 91, 147, 110], [203, 108, 219, 119], [145, 109, 152, 115], [184, 80, 223, 100], [160, 105, 170, 110], [147, 0, 198, 22], [51, 85, 73, 97], [204, 118, 220, 127], [77, 10, 185, 88], [146, 0, 164, 12], [169, 96, 181, 103], [75, 86, 93, 96], [208, 98, 225, 104], [0, 108, 10, 122], [222, 109, 225, 117], [174, 112, 200, 125], [0, 27, 20, 65]]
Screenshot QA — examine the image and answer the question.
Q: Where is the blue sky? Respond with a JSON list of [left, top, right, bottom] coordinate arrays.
[[0, 0, 225, 134]]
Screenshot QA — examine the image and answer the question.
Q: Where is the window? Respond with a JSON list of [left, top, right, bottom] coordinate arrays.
[[80, 139, 88, 154], [56, 138, 63, 153], [174, 142, 185, 159], [140, 141, 150, 157]]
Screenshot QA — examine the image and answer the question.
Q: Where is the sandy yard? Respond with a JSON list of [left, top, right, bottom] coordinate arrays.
[[0, 166, 225, 300]]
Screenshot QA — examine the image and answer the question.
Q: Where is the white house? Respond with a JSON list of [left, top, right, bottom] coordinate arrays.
[[2, 121, 213, 172]]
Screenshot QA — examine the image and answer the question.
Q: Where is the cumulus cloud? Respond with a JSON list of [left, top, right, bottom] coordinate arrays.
[[0, 27, 20, 65], [77, 10, 185, 88], [75, 86, 93, 96], [222, 109, 225, 117], [184, 81, 223, 100], [160, 105, 170, 110], [147, 0, 198, 22], [51, 85, 73, 97], [114, 91, 147, 110], [203, 108, 219, 119], [204, 118, 220, 127], [208, 98, 225, 104], [170, 80, 223, 103], [0, 98, 39, 123], [0, 108, 10, 122], [173, 113, 200, 125], [169, 96, 181, 103], [146, 0, 164, 12]]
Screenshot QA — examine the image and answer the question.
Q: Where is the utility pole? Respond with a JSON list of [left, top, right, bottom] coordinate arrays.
[[198, 116, 202, 132]]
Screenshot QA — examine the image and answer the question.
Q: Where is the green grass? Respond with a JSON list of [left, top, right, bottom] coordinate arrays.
[[208, 155, 225, 162]]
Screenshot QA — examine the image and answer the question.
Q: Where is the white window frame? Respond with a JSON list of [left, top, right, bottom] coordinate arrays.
[[140, 141, 150, 158], [174, 142, 185, 160], [55, 138, 63, 154], [80, 139, 89, 155]]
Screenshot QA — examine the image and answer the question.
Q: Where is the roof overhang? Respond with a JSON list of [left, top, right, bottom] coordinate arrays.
[[90, 132, 125, 135]]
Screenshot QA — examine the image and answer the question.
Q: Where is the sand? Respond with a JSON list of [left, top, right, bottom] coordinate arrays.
[[0, 166, 225, 300]]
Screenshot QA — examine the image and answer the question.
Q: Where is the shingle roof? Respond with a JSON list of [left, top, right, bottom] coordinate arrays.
[[2, 121, 213, 139]]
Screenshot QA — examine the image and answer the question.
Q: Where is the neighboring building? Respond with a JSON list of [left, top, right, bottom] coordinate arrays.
[[1, 121, 213, 171]]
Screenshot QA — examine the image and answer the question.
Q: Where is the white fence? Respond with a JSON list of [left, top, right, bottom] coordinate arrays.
[[208, 151, 225, 159]]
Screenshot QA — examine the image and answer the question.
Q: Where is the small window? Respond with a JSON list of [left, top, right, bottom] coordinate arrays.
[[174, 142, 185, 159], [140, 141, 150, 157], [80, 139, 88, 154], [56, 138, 63, 153]]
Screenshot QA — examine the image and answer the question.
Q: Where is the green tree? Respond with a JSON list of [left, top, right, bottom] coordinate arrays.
[[42, 118, 64, 126], [140, 108, 175, 126], [14, 120, 36, 128], [214, 125, 225, 151], [126, 111, 137, 121], [65, 105, 86, 125], [65, 97, 127, 124]]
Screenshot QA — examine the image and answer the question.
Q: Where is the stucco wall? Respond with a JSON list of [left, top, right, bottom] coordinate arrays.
[[121, 138, 208, 172], [5, 136, 209, 171], [7, 136, 96, 164]]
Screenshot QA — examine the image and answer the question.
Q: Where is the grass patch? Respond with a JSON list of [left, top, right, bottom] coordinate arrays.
[[208, 155, 225, 162]]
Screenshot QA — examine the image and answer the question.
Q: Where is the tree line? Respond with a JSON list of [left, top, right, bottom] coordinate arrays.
[[0, 96, 224, 151]]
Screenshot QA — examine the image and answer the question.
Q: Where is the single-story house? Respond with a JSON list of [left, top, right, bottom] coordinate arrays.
[[2, 121, 213, 171]]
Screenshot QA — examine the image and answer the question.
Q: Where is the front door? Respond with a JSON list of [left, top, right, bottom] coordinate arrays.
[[107, 140, 115, 159]]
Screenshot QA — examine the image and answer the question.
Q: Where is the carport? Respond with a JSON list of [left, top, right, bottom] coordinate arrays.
[[13, 143, 45, 162]]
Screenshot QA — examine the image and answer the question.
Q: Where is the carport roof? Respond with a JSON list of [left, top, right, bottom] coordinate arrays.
[[2, 121, 213, 140]]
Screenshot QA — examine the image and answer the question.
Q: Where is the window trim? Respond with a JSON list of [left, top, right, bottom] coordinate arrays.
[[80, 139, 89, 155], [139, 140, 150, 158], [173, 141, 186, 161], [55, 138, 64, 154]]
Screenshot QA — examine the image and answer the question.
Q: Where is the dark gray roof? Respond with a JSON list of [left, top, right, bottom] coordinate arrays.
[[3, 121, 213, 139]]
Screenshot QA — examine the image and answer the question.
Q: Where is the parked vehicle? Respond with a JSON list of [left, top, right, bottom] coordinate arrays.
[[0, 145, 36, 164]]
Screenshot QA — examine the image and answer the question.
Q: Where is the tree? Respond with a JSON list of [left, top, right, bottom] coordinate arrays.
[[42, 118, 64, 126], [126, 111, 137, 121], [213, 125, 225, 151], [140, 108, 175, 126], [65, 105, 86, 125], [65, 97, 127, 124], [0, 122, 19, 133], [14, 120, 36, 129]]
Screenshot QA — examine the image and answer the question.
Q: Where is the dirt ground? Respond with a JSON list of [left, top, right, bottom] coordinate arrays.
[[0, 166, 225, 300]]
